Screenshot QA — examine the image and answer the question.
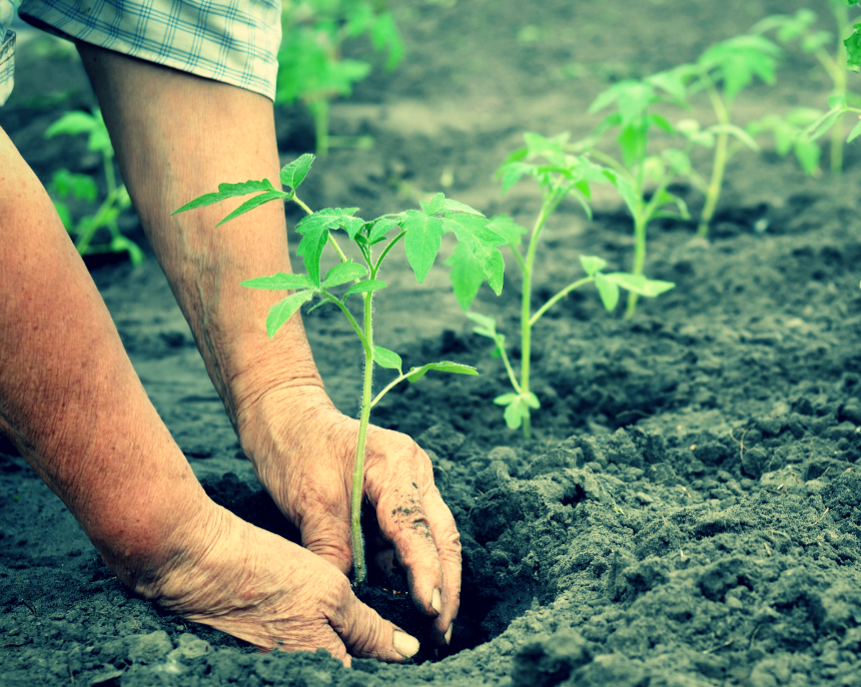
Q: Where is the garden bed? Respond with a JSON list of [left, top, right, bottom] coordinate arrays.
[[3, 0, 861, 685]]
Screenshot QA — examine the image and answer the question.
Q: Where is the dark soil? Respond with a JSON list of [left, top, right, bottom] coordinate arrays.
[[4, 0, 861, 685]]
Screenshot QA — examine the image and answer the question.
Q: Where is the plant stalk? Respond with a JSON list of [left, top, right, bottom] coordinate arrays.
[[697, 82, 730, 237], [351, 289, 374, 587]]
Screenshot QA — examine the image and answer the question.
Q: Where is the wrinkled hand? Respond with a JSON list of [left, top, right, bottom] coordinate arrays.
[[136, 503, 419, 667], [239, 386, 461, 646]]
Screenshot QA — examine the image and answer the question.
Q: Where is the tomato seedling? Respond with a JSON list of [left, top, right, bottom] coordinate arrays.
[[276, 0, 403, 157], [174, 154, 503, 585], [752, 1, 861, 173], [459, 133, 674, 437], [572, 75, 691, 317], [44, 109, 143, 265]]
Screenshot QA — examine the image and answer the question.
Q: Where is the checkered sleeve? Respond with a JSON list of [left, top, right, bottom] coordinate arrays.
[[0, 0, 15, 107], [18, 0, 281, 101]]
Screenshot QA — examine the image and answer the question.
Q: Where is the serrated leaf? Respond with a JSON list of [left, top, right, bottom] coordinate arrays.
[[280, 154, 315, 190], [406, 361, 479, 383], [296, 225, 329, 287], [373, 346, 402, 372], [368, 215, 403, 243], [173, 179, 278, 215], [420, 193, 445, 216], [241, 273, 316, 290], [441, 213, 506, 295], [344, 280, 387, 298], [296, 208, 362, 237], [216, 190, 288, 227], [594, 273, 621, 311], [579, 255, 608, 276], [322, 261, 368, 288], [499, 162, 535, 194], [403, 210, 443, 283], [487, 215, 527, 249], [446, 243, 486, 311], [266, 290, 315, 338], [440, 198, 485, 216], [604, 273, 675, 296]]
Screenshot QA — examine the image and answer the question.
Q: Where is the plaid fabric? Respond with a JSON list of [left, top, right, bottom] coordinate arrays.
[[0, 0, 15, 107], [17, 0, 281, 100]]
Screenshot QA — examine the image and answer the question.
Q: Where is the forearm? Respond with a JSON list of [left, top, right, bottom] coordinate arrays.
[[76, 44, 324, 434], [0, 127, 212, 589]]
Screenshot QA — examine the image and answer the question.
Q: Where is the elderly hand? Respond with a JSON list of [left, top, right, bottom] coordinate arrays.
[[238, 385, 461, 647]]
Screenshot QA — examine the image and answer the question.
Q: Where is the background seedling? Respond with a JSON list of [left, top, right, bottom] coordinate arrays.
[[44, 109, 143, 265], [174, 154, 503, 586], [572, 76, 691, 318], [752, 1, 861, 173], [276, 0, 403, 157], [460, 133, 674, 437]]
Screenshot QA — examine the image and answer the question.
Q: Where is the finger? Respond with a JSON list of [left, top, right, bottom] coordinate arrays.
[[423, 484, 462, 643], [329, 582, 421, 663], [298, 506, 354, 575], [366, 444, 444, 618], [270, 626, 352, 669]]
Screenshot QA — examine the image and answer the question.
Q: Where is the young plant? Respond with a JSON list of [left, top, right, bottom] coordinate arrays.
[[44, 109, 143, 266], [276, 0, 403, 157], [679, 35, 782, 236], [459, 133, 674, 438], [574, 75, 692, 317], [174, 154, 503, 586], [752, 1, 861, 173]]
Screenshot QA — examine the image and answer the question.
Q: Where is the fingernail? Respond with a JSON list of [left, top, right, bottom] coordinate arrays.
[[444, 623, 453, 645], [431, 588, 442, 615], [393, 630, 420, 659]]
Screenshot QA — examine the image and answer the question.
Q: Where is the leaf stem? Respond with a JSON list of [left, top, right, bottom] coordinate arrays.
[[373, 230, 406, 277], [529, 276, 593, 326]]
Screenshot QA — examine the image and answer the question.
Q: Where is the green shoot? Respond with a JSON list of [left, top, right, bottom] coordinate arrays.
[[681, 35, 781, 236], [174, 154, 502, 586], [753, 1, 861, 173], [574, 76, 690, 318], [459, 133, 674, 437], [276, 0, 403, 156], [44, 109, 143, 266]]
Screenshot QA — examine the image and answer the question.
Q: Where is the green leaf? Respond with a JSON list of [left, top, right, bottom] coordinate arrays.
[[524, 392, 540, 409], [52, 199, 73, 230], [494, 393, 519, 406], [420, 193, 445, 216], [344, 280, 387, 298], [110, 236, 145, 267], [280, 154, 315, 190], [49, 169, 98, 203], [498, 161, 534, 194], [503, 399, 528, 430], [441, 213, 507, 295], [173, 179, 279, 215], [296, 225, 329, 287], [487, 215, 528, 249], [466, 312, 498, 338], [241, 273, 316, 290], [603, 171, 641, 217], [45, 111, 96, 139], [216, 191, 288, 227], [446, 242, 486, 311], [439, 198, 485, 216], [368, 216, 403, 243], [711, 124, 760, 151], [594, 273, 621, 311], [266, 290, 315, 338], [403, 210, 444, 283], [373, 346, 402, 372], [322, 261, 368, 288], [698, 35, 780, 101], [296, 207, 361, 235], [793, 139, 821, 176], [604, 273, 676, 296], [845, 24, 861, 68], [579, 255, 608, 276], [406, 361, 479, 383], [847, 120, 861, 143]]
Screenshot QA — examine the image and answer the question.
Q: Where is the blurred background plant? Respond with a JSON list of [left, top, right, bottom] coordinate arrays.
[[275, 0, 404, 157], [44, 109, 143, 266]]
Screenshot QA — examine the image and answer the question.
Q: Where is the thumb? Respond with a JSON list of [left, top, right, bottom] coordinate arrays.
[[299, 508, 354, 575], [331, 590, 421, 663]]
